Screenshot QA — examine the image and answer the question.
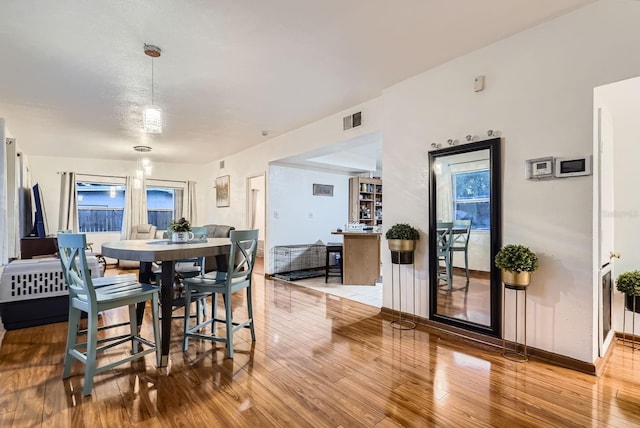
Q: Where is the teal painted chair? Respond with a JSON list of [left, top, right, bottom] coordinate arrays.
[[182, 229, 259, 358], [436, 222, 453, 289], [154, 226, 209, 322], [451, 220, 472, 283], [57, 233, 161, 396]]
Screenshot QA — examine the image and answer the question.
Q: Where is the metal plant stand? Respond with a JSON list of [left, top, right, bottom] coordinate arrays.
[[622, 294, 640, 351], [502, 282, 528, 362], [390, 250, 416, 330]]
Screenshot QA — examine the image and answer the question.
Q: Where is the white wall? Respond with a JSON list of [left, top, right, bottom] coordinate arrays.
[[201, 98, 383, 271], [267, 164, 350, 273], [381, 0, 640, 363]]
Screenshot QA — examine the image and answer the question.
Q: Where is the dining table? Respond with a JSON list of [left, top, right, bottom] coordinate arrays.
[[102, 237, 231, 366]]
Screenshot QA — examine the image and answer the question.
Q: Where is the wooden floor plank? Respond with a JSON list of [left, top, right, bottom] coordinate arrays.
[[1, 265, 640, 427]]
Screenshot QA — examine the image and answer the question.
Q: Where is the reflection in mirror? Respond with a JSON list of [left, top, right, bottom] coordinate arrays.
[[429, 138, 501, 335]]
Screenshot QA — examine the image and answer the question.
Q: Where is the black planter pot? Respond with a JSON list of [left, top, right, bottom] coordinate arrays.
[[391, 250, 414, 265], [625, 294, 640, 313]]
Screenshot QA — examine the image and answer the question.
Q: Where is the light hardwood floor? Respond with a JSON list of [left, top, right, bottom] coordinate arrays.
[[1, 267, 640, 427]]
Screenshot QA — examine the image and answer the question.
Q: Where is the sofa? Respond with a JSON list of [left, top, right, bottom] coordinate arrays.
[[203, 224, 235, 273], [118, 224, 158, 269]]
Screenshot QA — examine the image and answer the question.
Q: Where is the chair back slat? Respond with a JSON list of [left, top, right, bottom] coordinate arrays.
[[436, 222, 453, 253], [227, 229, 259, 283], [451, 220, 471, 248], [57, 233, 97, 304]]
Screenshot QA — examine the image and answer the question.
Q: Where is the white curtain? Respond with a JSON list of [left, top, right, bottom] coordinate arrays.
[[58, 171, 78, 232], [435, 160, 453, 222], [249, 188, 258, 229], [174, 188, 183, 223], [121, 176, 148, 239], [182, 180, 197, 225], [0, 118, 8, 264]]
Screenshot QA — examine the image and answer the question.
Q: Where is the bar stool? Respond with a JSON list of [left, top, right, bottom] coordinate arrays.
[[325, 243, 343, 283]]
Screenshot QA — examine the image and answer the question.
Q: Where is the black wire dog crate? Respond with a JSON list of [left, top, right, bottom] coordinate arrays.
[[271, 244, 327, 281]]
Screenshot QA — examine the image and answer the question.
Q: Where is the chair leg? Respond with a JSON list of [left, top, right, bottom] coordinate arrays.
[[446, 253, 452, 290], [464, 250, 470, 282], [63, 306, 81, 379], [246, 286, 256, 342], [129, 304, 138, 354], [224, 293, 233, 358], [445, 261, 449, 287], [325, 249, 330, 283], [151, 293, 161, 367], [212, 293, 218, 334], [196, 298, 203, 326], [183, 287, 192, 351], [83, 311, 99, 396]]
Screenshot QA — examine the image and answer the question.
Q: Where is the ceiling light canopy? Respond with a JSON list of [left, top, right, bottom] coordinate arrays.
[[143, 44, 162, 134]]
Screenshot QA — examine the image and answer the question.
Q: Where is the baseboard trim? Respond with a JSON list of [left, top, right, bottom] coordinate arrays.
[[380, 306, 598, 375]]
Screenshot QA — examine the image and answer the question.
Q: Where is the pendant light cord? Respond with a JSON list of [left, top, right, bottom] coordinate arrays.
[[151, 57, 155, 105]]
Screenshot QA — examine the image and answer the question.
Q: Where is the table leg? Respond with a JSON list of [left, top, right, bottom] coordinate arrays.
[[137, 262, 154, 326], [160, 260, 175, 366]]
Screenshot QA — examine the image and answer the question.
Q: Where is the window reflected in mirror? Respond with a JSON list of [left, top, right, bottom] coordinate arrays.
[[429, 138, 501, 335]]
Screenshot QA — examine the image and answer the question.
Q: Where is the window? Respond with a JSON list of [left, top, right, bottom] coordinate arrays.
[[453, 170, 490, 230], [77, 179, 184, 232], [77, 182, 125, 232], [147, 187, 177, 230]]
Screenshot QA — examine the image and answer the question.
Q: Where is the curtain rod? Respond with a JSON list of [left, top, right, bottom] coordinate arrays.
[[58, 172, 189, 184]]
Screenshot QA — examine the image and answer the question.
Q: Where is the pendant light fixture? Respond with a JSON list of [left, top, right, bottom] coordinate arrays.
[[133, 145, 152, 189], [143, 44, 162, 134]]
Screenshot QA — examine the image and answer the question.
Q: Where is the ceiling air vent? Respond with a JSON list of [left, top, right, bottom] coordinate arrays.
[[343, 111, 362, 131]]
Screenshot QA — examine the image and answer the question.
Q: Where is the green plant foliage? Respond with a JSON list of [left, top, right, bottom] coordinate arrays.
[[494, 244, 539, 272], [169, 217, 191, 232], [616, 270, 640, 296], [385, 223, 420, 240]]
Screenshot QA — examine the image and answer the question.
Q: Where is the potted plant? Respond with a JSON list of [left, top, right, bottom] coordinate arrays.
[[494, 244, 539, 287], [616, 270, 640, 313], [386, 223, 420, 264], [169, 217, 193, 243]]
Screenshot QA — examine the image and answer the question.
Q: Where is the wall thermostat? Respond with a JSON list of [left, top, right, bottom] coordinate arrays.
[[526, 157, 554, 179], [554, 156, 592, 178]]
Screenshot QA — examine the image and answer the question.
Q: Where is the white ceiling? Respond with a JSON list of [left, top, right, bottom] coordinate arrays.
[[0, 0, 593, 164]]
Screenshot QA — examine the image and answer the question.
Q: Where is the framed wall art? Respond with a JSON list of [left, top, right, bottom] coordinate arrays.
[[215, 175, 230, 207], [313, 183, 334, 197]]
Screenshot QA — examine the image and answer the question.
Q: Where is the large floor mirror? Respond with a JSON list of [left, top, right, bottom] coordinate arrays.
[[428, 138, 501, 336]]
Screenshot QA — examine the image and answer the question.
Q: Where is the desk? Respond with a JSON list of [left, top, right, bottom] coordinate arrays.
[[102, 238, 230, 366], [331, 231, 381, 285]]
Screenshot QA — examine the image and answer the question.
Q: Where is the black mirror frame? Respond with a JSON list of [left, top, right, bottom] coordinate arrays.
[[428, 137, 502, 336]]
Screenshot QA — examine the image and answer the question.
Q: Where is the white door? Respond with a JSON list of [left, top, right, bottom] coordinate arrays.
[[595, 106, 616, 356], [246, 174, 266, 257]]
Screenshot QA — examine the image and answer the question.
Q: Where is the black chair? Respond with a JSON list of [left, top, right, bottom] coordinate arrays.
[[325, 243, 343, 283]]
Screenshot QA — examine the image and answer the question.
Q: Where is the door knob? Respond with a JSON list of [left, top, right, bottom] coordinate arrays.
[[610, 251, 621, 259]]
